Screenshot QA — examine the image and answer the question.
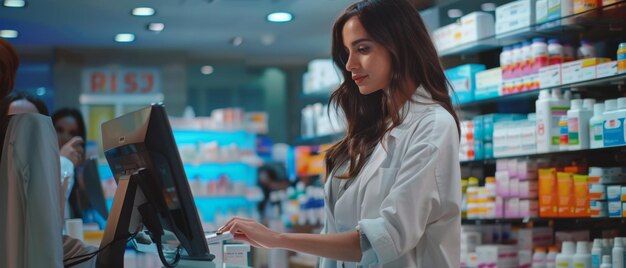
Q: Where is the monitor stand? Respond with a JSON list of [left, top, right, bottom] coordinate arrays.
[[95, 169, 215, 268], [96, 171, 146, 268]]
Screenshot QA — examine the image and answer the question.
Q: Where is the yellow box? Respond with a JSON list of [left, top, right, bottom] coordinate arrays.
[[539, 169, 558, 217], [573, 175, 590, 217], [557, 172, 575, 217]]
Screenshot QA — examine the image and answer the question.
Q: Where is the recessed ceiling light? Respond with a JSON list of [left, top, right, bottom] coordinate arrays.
[[267, 12, 293, 23], [0, 30, 18, 39], [480, 3, 497, 12], [115, 33, 135, 43], [447, 9, 463, 19], [230, 36, 243, 47], [3, 0, 26, 8], [201, 65, 214, 75], [261, 34, 275, 46], [132, 7, 155, 17], [36, 87, 46, 96], [147, 23, 165, 32]]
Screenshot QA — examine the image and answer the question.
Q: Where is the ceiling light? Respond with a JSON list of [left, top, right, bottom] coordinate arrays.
[[447, 9, 463, 19], [0, 30, 18, 39], [201, 65, 214, 75], [36, 87, 46, 96], [115, 33, 135, 43], [147, 23, 165, 32], [480, 3, 497, 12], [131, 7, 155, 17], [261, 34, 275, 46], [230, 36, 243, 47], [3, 0, 26, 8], [267, 12, 293, 23]]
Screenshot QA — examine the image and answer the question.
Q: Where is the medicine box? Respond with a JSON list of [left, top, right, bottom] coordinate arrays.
[[596, 61, 618, 78], [446, 64, 486, 104], [496, 0, 536, 36], [475, 67, 502, 100], [561, 58, 611, 84], [539, 64, 561, 88], [460, 12, 495, 45]]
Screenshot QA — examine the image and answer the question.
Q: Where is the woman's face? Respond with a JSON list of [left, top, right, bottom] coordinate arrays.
[[54, 116, 79, 147], [342, 16, 392, 95], [8, 99, 38, 115]]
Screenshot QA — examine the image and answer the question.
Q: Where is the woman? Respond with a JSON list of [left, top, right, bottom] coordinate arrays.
[[218, 0, 461, 267]]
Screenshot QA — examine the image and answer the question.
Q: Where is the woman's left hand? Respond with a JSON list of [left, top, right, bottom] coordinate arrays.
[[217, 217, 281, 249]]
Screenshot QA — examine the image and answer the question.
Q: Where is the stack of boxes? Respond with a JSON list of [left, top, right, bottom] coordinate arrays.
[[588, 167, 626, 218], [445, 64, 486, 104], [495, 159, 539, 219]]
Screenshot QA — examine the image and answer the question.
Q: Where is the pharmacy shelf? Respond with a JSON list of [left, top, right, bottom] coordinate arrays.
[[295, 132, 343, 145], [459, 73, 626, 111], [438, 1, 626, 58], [460, 144, 626, 165], [462, 217, 626, 225]]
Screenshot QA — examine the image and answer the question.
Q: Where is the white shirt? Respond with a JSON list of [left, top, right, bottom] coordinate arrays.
[[319, 87, 461, 268]]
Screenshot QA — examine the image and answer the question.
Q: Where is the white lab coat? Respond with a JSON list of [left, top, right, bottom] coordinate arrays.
[[319, 87, 461, 268], [0, 113, 95, 268]]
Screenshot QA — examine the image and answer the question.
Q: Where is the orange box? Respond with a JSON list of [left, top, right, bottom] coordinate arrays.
[[539, 169, 558, 217], [573, 175, 590, 217], [557, 172, 575, 217]]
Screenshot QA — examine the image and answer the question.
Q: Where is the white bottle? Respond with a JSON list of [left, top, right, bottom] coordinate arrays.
[[605, 239, 615, 258], [501, 46, 513, 80], [512, 44, 523, 78], [613, 238, 624, 268], [548, 38, 564, 65], [522, 41, 534, 76], [590, 103, 606, 149], [536, 89, 570, 153], [595, 239, 606, 268], [532, 37, 549, 73], [556, 241, 576, 268], [602, 99, 625, 148], [578, 40, 596, 59], [574, 241, 593, 268], [548, 246, 560, 268], [534, 247, 548, 268], [568, 99, 594, 150], [601, 255, 612, 268]]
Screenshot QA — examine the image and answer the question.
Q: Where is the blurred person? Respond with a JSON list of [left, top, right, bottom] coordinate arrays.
[[0, 39, 94, 268], [257, 165, 290, 216], [217, 1, 461, 267]]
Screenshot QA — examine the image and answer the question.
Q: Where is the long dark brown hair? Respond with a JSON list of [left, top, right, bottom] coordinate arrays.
[[325, 0, 459, 179]]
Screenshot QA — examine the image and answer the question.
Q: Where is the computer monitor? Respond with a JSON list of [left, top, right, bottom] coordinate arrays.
[[97, 104, 211, 267]]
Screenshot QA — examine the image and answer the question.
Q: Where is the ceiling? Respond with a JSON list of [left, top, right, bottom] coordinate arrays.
[[0, 0, 439, 64]]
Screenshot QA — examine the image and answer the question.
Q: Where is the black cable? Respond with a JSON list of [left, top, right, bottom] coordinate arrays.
[[156, 241, 181, 268], [63, 231, 139, 267]]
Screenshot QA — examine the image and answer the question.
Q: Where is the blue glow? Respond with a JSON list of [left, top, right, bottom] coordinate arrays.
[[173, 130, 256, 151]]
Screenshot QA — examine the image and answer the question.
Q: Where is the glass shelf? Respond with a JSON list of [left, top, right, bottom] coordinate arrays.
[[295, 132, 343, 145], [438, 1, 626, 57], [462, 217, 626, 225], [458, 73, 626, 111], [461, 144, 626, 165]]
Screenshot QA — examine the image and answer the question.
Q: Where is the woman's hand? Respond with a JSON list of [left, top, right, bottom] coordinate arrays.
[[60, 137, 84, 166], [217, 217, 281, 249]]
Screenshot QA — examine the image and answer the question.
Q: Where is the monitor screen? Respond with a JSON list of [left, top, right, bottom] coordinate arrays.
[[101, 104, 210, 259]]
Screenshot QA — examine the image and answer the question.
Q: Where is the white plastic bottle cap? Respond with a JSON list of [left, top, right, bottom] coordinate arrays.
[[605, 100, 617, 112], [571, 99, 583, 110]]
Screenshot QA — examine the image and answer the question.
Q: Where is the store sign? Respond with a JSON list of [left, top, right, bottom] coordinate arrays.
[[82, 68, 161, 94]]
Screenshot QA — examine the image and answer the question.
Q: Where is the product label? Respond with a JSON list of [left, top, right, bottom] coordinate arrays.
[[603, 118, 626, 147], [592, 122, 603, 141], [568, 118, 580, 145], [551, 107, 569, 145], [556, 261, 570, 267], [592, 254, 601, 267]]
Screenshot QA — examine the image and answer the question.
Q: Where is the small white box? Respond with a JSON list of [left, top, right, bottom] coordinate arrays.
[[510, 178, 520, 197], [475, 67, 502, 100], [496, 0, 536, 35], [608, 201, 622, 218], [590, 201, 608, 218], [519, 180, 539, 198], [224, 244, 251, 267], [539, 64, 561, 88], [505, 198, 520, 218], [460, 12, 495, 44], [519, 199, 539, 218], [596, 61, 618, 78], [519, 250, 533, 268], [496, 171, 511, 197], [477, 245, 519, 268], [518, 227, 554, 250], [561, 58, 611, 84], [607, 186, 622, 202], [433, 23, 460, 52]]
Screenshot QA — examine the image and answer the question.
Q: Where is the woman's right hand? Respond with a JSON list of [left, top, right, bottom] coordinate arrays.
[[60, 136, 84, 166]]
